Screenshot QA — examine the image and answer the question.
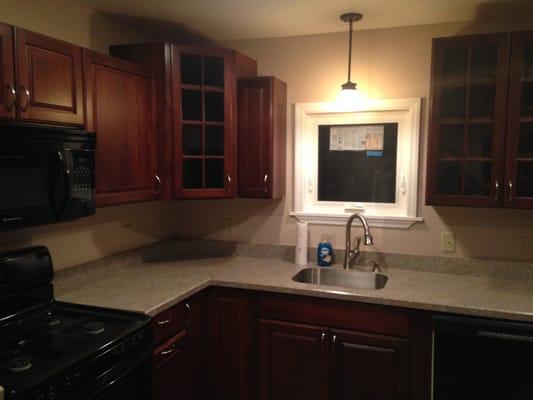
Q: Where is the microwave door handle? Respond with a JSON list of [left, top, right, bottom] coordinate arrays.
[[53, 151, 71, 217]]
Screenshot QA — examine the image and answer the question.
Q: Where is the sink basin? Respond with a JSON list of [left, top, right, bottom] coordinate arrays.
[[292, 267, 388, 290]]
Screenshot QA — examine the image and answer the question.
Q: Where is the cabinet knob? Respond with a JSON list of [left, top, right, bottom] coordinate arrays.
[[508, 180, 513, 202], [226, 172, 232, 187], [264, 173, 269, 193], [19, 86, 30, 112], [494, 180, 499, 201], [185, 303, 192, 325], [332, 334, 337, 354], [321, 332, 326, 353], [5, 84, 15, 111], [154, 174, 162, 197]]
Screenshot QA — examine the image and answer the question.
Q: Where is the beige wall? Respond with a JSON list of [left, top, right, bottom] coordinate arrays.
[[164, 18, 533, 263], [0, 0, 180, 270]]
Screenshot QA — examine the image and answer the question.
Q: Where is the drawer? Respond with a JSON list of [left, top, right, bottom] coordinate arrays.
[[257, 293, 409, 337], [152, 303, 186, 347]]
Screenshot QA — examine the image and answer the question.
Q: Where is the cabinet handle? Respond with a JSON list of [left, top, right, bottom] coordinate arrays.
[[264, 173, 269, 193], [160, 344, 177, 356], [494, 180, 499, 201], [19, 86, 30, 112], [321, 332, 326, 353], [185, 302, 192, 325], [5, 84, 15, 111], [508, 180, 513, 202], [226, 172, 232, 186], [157, 318, 171, 326], [154, 174, 162, 197], [332, 334, 337, 354]]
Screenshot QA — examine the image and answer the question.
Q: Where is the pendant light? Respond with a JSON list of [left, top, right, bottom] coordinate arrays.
[[337, 12, 363, 105]]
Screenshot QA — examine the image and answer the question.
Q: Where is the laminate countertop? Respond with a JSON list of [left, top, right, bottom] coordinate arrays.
[[55, 255, 533, 322]]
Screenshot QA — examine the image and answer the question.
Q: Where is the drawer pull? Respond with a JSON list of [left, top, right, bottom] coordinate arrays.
[[157, 318, 171, 326], [160, 344, 177, 356]]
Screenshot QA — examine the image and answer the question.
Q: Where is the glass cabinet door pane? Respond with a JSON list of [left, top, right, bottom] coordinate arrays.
[[521, 82, 533, 117], [442, 47, 468, 80], [464, 161, 492, 196], [518, 123, 533, 157], [468, 124, 494, 157], [182, 90, 202, 121], [182, 124, 202, 155], [436, 161, 462, 194], [516, 161, 533, 197], [470, 45, 498, 80], [205, 159, 225, 188], [205, 125, 224, 155], [205, 92, 224, 122], [183, 159, 203, 188], [440, 87, 466, 118], [204, 56, 225, 87], [181, 53, 202, 85], [522, 44, 533, 80], [438, 124, 464, 156], [469, 85, 495, 118]]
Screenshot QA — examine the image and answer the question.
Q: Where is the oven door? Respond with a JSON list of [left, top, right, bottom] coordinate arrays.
[[86, 354, 152, 400]]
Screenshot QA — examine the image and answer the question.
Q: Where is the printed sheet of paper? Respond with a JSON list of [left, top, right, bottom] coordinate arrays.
[[330, 125, 384, 151]]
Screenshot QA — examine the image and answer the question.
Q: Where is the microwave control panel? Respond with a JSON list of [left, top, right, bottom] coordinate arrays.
[[72, 153, 94, 200]]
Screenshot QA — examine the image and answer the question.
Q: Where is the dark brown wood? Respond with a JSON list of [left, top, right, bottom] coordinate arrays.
[[152, 301, 187, 348], [83, 50, 158, 207], [208, 288, 253, 400], [110, 43, 174, 200], [153, 330, 190, 400], [330, 329, 409, 400], [238, 77, 287, 199], [186, 292, 208, 400], [0, 22, 15, 120], [257, 293, 409, 337], [258, 319, 328, 400], [505, 31, 533, 208], [426, 33, 510, 207], [14, 28, 84, 126]]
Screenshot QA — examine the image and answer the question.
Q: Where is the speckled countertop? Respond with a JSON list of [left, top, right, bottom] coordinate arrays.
[[55, 255, 533, 323]]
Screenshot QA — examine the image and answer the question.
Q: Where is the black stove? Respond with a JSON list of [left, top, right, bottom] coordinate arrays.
[[0, 246, 152, 400]]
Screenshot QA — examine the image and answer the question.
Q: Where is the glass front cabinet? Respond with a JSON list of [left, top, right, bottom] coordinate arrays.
[[427, 31, 533, 208], [172, 47, 235, 198]]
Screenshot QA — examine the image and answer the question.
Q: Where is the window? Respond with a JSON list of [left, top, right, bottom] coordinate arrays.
[[291, 98, 423, 228]]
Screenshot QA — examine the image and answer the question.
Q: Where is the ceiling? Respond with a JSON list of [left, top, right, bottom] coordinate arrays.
[[72, 0, 528, 41]]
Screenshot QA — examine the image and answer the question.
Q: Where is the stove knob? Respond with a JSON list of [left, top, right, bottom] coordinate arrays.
[[47, 385, 57, 399], [64, 376, 72, 390]]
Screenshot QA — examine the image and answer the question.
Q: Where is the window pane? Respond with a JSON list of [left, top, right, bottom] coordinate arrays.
[[467, 124, 493, 158], [441, 47, 468, 80], [521, 82, 533, 117], [439, 124, 464, 157], [182, 90, 202, 121], [205, 159, 224, 188], [440, 87, 466, 118], [517, 161, 533, 197], [205, 125, 224, 155], [182, 124, 202, 155], [205, 92, 224, 122], [523, 44, 533, 80], [204, 56, 224, 87], [470, 45, 497, 80], [468, 85, 495, 118], [464, 161, 492, 196], [317, 123, 397, 203], [183, 159, 203, 188], [181, 53, 202, 85], [518, 123, 533, 157], [436, 161, 462, 195]]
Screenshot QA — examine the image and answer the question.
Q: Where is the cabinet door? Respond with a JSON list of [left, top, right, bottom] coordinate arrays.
[[208, 289, 253, 400], [238, 77, 286, 199], [0, 22, 15, 120], [172, 46, 235, 199], [153, 331, 190, 400], [258, 319, 329, 400], [505, 32, 533, 208], [15, 28, 84, 126], [186, 293, 208, 400], [427, 34, 510, 207], [330, 329, 408, 400], [83, 51, 158, 207]]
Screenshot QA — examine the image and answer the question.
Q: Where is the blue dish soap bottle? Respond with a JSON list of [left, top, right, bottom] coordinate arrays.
[[317, 233, 334, 267]]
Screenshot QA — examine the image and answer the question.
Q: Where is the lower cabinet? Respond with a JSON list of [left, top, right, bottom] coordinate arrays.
[[153, 331, 190, 400]]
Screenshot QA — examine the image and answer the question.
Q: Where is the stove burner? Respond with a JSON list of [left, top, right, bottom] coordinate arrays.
[[8, 357, 32, 372], [84, 321, 105, 335], [43, 314, 61, 328]]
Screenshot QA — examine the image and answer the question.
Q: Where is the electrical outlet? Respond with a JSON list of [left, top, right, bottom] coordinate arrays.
[[441, 232, 456, 253]]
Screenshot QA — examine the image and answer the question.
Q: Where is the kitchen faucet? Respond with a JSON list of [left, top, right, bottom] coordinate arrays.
[[343, 212, 373, 270]]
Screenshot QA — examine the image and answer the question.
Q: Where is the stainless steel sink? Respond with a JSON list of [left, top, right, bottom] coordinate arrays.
[[292, 267, 388, 290]]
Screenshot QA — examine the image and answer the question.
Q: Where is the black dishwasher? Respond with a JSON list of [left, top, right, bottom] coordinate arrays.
[[433, 315, 533, 400]]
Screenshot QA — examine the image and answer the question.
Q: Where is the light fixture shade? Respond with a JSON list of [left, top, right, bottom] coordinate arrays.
[[336, 86, 363, 106]]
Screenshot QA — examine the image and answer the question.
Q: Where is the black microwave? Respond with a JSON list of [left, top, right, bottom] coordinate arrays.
[[0, 123, 96, 230]]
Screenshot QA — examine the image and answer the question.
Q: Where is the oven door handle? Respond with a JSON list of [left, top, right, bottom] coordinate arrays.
[[476, 330, 533, 343], [52, 150, 72, 217]]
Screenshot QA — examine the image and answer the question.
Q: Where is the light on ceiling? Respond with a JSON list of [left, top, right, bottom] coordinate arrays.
[[336, 12, 364, 106]]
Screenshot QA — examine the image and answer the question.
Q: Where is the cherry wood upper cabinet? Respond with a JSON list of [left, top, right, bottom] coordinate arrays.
[[238, 77, 287, 199], [258, 319, 328, 400], [15, 28, 84, 126], [83, 50, 158, 207], [426, 33, 510, 207], [505, 31, 533, 208], [0, 22, 15, 120]]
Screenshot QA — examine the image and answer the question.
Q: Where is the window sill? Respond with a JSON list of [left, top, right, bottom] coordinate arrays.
[[289, 211, 424, 229]]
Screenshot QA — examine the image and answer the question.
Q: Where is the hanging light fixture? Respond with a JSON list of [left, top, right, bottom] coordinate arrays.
[[337, 12, 363, 105]]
